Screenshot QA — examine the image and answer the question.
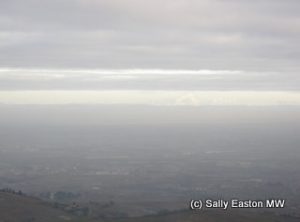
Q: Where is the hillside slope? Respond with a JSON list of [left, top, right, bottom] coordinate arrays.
[[0, 191, 299, 222], [118, 210, 299, 222], [0, 191, 82, 222]]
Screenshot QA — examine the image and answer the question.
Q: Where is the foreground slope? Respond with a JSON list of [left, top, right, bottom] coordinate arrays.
[[0, 191, 299, 222], [0, 191, 82, 222], [119, 210, 299, 222]]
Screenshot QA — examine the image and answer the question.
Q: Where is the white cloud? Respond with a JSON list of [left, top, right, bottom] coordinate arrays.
[[0, 68, 298, 91], [1, 90, 300, 106]]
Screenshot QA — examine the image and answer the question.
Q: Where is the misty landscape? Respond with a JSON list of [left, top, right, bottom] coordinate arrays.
[[1, 0, 300, 221], [0, 105, 300, 221]]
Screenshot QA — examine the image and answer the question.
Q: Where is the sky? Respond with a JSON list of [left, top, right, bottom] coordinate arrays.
[[0, 0, 299, 105]]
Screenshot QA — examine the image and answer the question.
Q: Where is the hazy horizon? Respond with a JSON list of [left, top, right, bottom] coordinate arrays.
[[1, 1, 300, 221]]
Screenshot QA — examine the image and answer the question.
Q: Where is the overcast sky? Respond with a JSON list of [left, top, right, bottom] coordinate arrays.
[[1, 0, 299, 69], [0, 0, 299, 103]]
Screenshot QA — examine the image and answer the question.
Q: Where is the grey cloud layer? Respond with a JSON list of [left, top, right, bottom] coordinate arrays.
[[0, 0, 299, 72], [0, 68, 299, 90]]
